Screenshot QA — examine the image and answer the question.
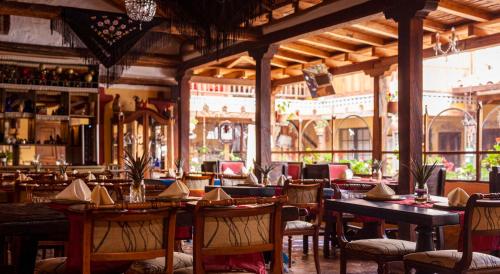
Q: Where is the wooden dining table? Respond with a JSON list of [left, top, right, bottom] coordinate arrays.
[[0, 202, 299, 274], [325, 195, 460, 252]]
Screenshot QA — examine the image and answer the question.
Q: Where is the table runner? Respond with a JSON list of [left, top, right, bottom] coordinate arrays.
[[390, 197, 500, 252]]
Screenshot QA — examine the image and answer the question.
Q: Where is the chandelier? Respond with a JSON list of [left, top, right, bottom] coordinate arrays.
[[125, 0, 157, 25], [433, 27, 460, 56]]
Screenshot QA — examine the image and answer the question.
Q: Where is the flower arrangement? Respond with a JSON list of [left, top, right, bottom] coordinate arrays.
[[253, 161, 277, 185], [408, 159, 437, 190], [124, 150, 151, 186]]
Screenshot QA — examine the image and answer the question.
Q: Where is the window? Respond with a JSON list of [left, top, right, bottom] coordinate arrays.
[[339, 127, 370, 160]]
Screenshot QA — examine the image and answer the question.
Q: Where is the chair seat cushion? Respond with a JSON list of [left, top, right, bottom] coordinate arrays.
[[285, 220, 313, 231], [404, 250, 500, 270], [126, 252, 193, 274], [35, 257, 131, 274], [345, 239, 416, 256]]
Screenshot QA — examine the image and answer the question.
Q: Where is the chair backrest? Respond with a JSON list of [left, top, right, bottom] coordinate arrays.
[[220, 174, 247, 186], [425, 164, 446, 196], [459, 193, 500, 272], [283, 179, 325, 226], [303, 164, 330, 181], [328, 163, 350, 180], [490, 166, 500, 193], [201, 161, 219, 173], [193, 196, 286, 274], [15, 179, 70, 203], [183, 174, 214, 196], [219, 161, 246, 175], [286, 162, 303, 180], [331, 183, 375, 199], [78, 202, 179, 274]]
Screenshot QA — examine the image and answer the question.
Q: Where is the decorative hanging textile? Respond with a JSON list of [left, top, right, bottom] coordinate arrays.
[[159, 0, 285, 54], [51, 8, 170, 82]]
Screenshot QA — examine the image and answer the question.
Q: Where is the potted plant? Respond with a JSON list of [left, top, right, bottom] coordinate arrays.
[[253, 161, 277, 186], [276, 101, 290, 125], [56, 159, 69, 180], [124, 150, 151, 203], [408, 159, 437, 203], [386, 90, 398, 114], [372, 159, 384, 181]]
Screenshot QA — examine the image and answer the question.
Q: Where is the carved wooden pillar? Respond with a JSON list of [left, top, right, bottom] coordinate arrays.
[[249, 45, 279, 169], [98, 87, 113, 164], [176, 70, 193, 172], [384, 0, 438, 195], [365, 68, 387, 163]]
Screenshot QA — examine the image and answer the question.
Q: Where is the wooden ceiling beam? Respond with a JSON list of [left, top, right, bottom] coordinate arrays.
[[351, 22, 398, 39], [371, 47, 397, 57], [226, 56, 244, 69], [0, 1, 60, 19], [280, 42, 331, 58], [270, 58, 289, 68], [298, 36, 357, 52], [275, 49, 310, 64], [423, 19, 448, 32], [437, 0, 492, 22], [325, 29, 385, 47]]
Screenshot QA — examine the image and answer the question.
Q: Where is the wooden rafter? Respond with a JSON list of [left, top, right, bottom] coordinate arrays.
[[437, 0, 492, 22], [298, 36, 357, 52], [280, 42, 331, 58], [325, 28, 385, 47], [351, 22, 398, 39], [274, 49, 310, 64]]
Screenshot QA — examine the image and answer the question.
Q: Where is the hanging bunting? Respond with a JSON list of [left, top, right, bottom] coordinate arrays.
[[51, 8, 170, 82]]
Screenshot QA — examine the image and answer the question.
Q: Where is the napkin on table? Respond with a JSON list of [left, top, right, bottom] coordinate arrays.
[[366, 182, 395, 199], [55, 179, 91, 201], [91, 185, 115, 206], [158, 180, 190, 199], [72, 170, 78, 175], [223, 168, 235, 175], [245, 173, 259, 185], [447, 187, 470, 207], [276, 174, 287, 186], [87, 172, 96, 181], [202, 188, 231, 201], [167, 168, 177, 178], [18, 173, 33, 181], [241, 166, 249, 176]]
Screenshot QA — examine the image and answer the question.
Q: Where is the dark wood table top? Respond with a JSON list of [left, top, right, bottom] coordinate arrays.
[[325, 195, 460, 227], [0, 203, 68, 236], [332, 177, 398, 185]]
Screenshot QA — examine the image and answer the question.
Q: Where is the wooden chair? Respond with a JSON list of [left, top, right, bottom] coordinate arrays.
[[189, 196, 287, 274], [220, 174, 247, 186], [201, 161, 219, 174], [404, 193, 500, 274], [182, 173, 214, 196], [336, 199, 416, 274], [219, 160, 246, 175], [490, 166, 500, 193], [283, 179, 325, 274], [323, 183, 377, 258], [425, 164, 447, 250], [286, 161, 303, 180], [35, 201, 183, 274], [86, 178, 132, 201]]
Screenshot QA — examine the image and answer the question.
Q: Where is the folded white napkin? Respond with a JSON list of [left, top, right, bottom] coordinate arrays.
[[18, 173, 33, 181], [202, 188, 231, 201], [158, 180, 190, 199], [87, 172, 96, 181], [340, 169, 353, 180], [366, 182, 395, 199], [167, 168, 177, 178], [447, 187, 470, 207], [72, 170, 78, 175], [276, 174, 287, 186], [55, 179, 91, 201], [223, 168, 235, 175], [98, 175, 107, 180], [241, 166, 249, 176], [245, 173, 259, 185], [62, 173, 69, 181], [91, 185, 115, 206]]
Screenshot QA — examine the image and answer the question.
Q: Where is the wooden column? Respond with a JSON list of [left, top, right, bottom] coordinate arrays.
[[385, 0, 438, 241], [249, 45, 278, 168], [365, 69, 387, 162], [384, 0, 438, 195], [176, 71, 193, 172]]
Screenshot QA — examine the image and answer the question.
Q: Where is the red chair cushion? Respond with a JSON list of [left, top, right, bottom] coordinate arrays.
[[220, 162, 245, 174], [287, 164, 302, 179], [329, 164, 348, 180]]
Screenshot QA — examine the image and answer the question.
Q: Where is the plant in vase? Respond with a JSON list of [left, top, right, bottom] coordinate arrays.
[[0, 151, 10, 166], [124, 150, 151, 203], [408, 159, 437, 203], [174, 157, 184, 178], [372, 159, 384, 181], [56, 159, 69, 180], [253, 161, 277, 186]]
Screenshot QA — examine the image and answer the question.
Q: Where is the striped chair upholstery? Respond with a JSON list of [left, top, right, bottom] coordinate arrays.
[[182, 174, 214, 196], [405, 193, 500, 274], [36, 202, 180, 274]]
